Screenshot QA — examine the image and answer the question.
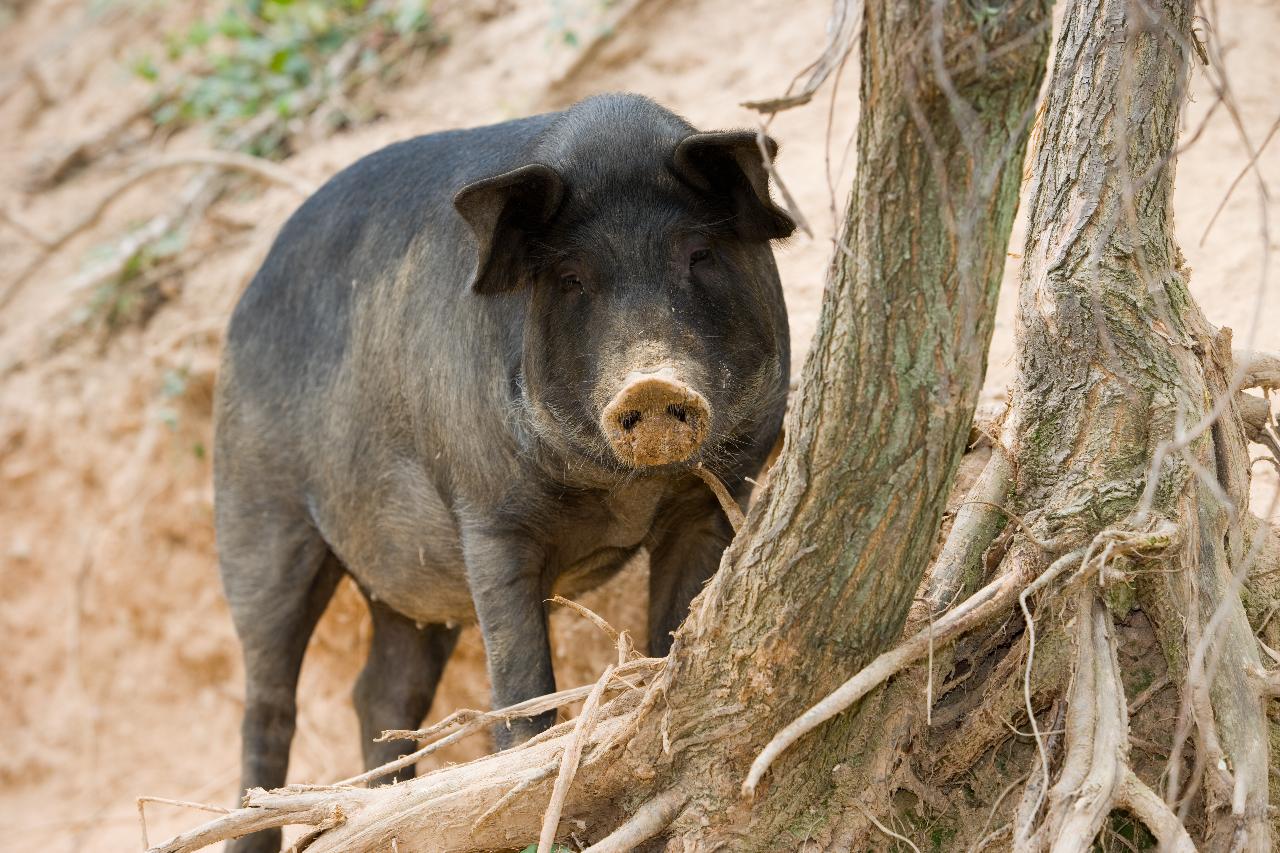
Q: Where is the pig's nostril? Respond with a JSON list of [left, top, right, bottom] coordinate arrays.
[[601, 375, 710, 467]]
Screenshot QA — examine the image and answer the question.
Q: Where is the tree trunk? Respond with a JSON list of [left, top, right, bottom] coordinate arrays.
[[149, 1, 1280, 851], [1004, 0, 1271, 848]]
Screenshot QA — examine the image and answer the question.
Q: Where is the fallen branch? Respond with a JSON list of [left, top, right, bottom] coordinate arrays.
[[538, 664, 614, 853], [137, 797, 230, 850], [344, 656, 660, 788], [147, 790, 370, 853]]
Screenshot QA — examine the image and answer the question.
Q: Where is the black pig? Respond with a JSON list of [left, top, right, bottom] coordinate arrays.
[[214, 93, 791, 853]]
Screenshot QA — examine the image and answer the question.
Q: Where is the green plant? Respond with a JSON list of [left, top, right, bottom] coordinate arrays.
[[80, 227, 187, 334], [132, 0, 435, 156]]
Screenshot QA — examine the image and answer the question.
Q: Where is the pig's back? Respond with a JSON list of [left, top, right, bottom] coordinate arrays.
[[215, 112, 556, 526], [222, 113, 554, 399]]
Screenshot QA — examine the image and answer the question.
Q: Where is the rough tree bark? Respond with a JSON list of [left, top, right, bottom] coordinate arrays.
[[1004, 0, 1271, 848], [149, 0, 1280, 851]]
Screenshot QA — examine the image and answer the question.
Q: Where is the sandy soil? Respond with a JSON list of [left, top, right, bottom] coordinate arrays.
[[0, 0, 1276, 849]]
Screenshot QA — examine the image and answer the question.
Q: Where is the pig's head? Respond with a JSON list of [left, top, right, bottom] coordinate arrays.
[[454, 94, 792, 478]]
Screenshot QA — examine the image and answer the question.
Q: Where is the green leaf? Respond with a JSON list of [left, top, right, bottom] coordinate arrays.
[[130, 54, 159, 82]]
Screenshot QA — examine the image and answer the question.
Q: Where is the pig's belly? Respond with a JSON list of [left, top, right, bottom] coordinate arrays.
[[336, 512, 476, 626], [320, 464, 662, 626], [343, 538, 645, 626], [552, 545, 645, 599]]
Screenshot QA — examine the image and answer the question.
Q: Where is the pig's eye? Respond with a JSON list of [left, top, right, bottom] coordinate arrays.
[[559, 272, 584, 293], [689, 247, 712, 271]]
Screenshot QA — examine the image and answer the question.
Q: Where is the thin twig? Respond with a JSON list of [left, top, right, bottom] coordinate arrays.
[[693, 463, 746, 533], [538, 664, 615, 853], [858, 805, 922, 853], [136, 798, 230, 851]]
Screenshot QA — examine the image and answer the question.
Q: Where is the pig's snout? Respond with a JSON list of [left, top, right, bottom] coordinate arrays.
[[601, 371, 710, 467]]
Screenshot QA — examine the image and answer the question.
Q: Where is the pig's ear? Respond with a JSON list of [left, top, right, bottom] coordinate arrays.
[[673, 132, 795, 241], [454, 163, 563, 294]]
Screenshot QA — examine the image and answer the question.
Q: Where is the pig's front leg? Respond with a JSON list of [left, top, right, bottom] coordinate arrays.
[[462, 527, 557, 748]]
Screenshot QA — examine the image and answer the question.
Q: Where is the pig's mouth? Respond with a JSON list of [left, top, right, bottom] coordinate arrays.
[[599, 370, 710, 468]]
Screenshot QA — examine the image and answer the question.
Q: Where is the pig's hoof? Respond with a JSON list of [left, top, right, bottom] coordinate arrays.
[[602, 373, 710, 467]]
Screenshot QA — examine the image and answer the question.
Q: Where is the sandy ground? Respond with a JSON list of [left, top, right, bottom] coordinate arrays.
[[0, 0, 1276, 849]]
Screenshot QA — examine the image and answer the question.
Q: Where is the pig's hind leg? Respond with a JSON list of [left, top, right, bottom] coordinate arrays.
[[219, 515, 344, 853], [353, 598, 460, 783]]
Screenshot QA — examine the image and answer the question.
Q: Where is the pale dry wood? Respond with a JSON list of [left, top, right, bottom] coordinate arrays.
[[136, 797, 230, 850], [537, 664, 614, 853], [1118, 770, 1197, 853], [1037, 590, 1128, 853], [346, 657, 660, 788], [146, 791, 370, 853], [1236, 350, 1280, 393]]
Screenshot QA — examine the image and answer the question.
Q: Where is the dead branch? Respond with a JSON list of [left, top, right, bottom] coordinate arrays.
[[1236, 350, 1280, 392], [1238, 393, 1280, 458], [742, 0, 861, 114], [537, 664, 614, 852], [146, 790, 371, 853], [344, 656, 660, 788], [137, 798, 230, 850]]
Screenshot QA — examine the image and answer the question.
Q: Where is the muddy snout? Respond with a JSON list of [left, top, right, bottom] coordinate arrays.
[[601, 371, 710, 467]]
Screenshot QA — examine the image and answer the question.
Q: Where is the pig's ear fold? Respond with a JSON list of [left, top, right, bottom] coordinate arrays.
[[454, 163, 563, 294], [672, 132, 795, 241]]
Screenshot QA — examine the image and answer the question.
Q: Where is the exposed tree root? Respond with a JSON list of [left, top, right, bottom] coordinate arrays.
[[579, 788, 685, 853]]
